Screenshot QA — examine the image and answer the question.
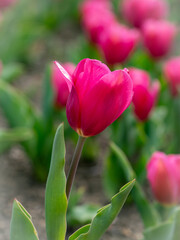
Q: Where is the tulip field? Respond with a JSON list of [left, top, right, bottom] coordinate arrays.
[[0, 0, 180, 239]]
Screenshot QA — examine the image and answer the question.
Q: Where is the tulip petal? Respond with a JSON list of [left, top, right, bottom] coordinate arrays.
[[133, 85, 153, 121], [66, 86, 81, 132], [54, 61, 73, 92], [80, 70, 133, 136], [73, 58, 111, 101]]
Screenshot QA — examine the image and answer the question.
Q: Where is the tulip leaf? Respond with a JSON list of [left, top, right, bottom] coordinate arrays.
[[1, 63, 24, 83], [42, 64, 54, 123], [0, 127, 34, 154], [10, 199, 39, 240], [45, 124, 67, 240], [110, 142, 160, 228], [69, 225, 91, 240], [144, 207, 180, 240], [68, 180, 135, 240], [0, 127, 33, 142], [67, 204, 100, 226], [0, 81, 40, 160], [0, 81, 39, 128]]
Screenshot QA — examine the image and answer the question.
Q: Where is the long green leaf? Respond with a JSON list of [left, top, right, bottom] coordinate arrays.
[[110, 142, 160, 228], [45, 124, 67, 240], [0, 81, 40, 160], [42, 64, 54, 123], [0, 127, 34, 154], [0, 127, 33, 142], [0, 81, 38, 128], [69, 180, 135, 240], [10, 199, 39, 240]]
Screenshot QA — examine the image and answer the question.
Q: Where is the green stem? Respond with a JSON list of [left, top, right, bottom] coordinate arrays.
[[66, 135, 86, 200]]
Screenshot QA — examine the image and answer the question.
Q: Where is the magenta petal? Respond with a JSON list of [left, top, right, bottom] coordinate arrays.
[[54, 61, 73, 92], [80, 70, 133, 136], [73, 58, 111, 101], [66, 86, 81, 133], [133, 85, 153, 121]]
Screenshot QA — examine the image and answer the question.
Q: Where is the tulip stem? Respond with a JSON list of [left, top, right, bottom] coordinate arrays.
[[66, 136, 86, 200]]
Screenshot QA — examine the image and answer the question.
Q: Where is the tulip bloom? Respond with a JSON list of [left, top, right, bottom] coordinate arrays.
[[122, 0, 168, 28], [164, 57, 180, 96], [0, 0, 16, 8], [80, 0, 116, 43], [55, 58, 133, 137], [129, 68, 160, 121], [147, 152, 180, 205], [51, 62, 75, 108], [98, 23, 139, 65], [142, 20, 176, 58]]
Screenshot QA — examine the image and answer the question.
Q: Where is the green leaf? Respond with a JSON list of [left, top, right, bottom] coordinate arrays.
[[0, 127, 33, 142], [69, 225, 91, 240], [110, 142, 160, 227], [0, 127, 34, 154], [0, 81, 40, 161], [67, 204, 100, 226], [1, 63, 24, 83], [144, 207, 180, 240], [42, 64, 54, 123], [0, 81, 38, 128], [69, 180, 135, 240], [45, 124, 67, 240], [10, 199, 39, 240]]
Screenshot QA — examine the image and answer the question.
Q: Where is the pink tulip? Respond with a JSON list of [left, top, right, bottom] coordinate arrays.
[[122, 0, 168, 28], [142, 20, 176, 58], [80, 0, 116, 43], [98, 23, 139, 65], [0, 0, 16, 8], [164, 57, 180, 96], [129, 68, 160, 121], [147, 152, 180, 205], [55, 58, 133, 137], [51, 62, 76, 109]]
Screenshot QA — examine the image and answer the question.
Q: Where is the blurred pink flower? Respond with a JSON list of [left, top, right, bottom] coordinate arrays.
[[164, 57, 180, 96], [122, 0, 168, 28], [129, 68, 160, 121], [55, 58, 133, 137], [80, 0, 116, 43], [147, 152, 180, 205], [0, 0, 16, 8], [98, 23, 139, 65], [142, 20, 176, 58], [51, 62, 75, 109]]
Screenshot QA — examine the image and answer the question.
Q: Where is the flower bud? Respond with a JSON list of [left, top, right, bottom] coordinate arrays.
[[142, 20, 176, 58], [129, 68, 160, 121], [164, 57, 180, 96], [147, 152, 180, 205], [51, 62, 75, 109], [122, 0, 168, 28], [55, 58, 133, 137], [98, 23, 139, 65]]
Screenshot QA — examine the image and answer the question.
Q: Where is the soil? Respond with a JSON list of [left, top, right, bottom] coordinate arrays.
[[0, 22, 143, 240]]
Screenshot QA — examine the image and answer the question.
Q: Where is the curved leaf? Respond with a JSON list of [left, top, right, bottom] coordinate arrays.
[[10, 199, 39, 240], [69, 180, 135, 240]]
